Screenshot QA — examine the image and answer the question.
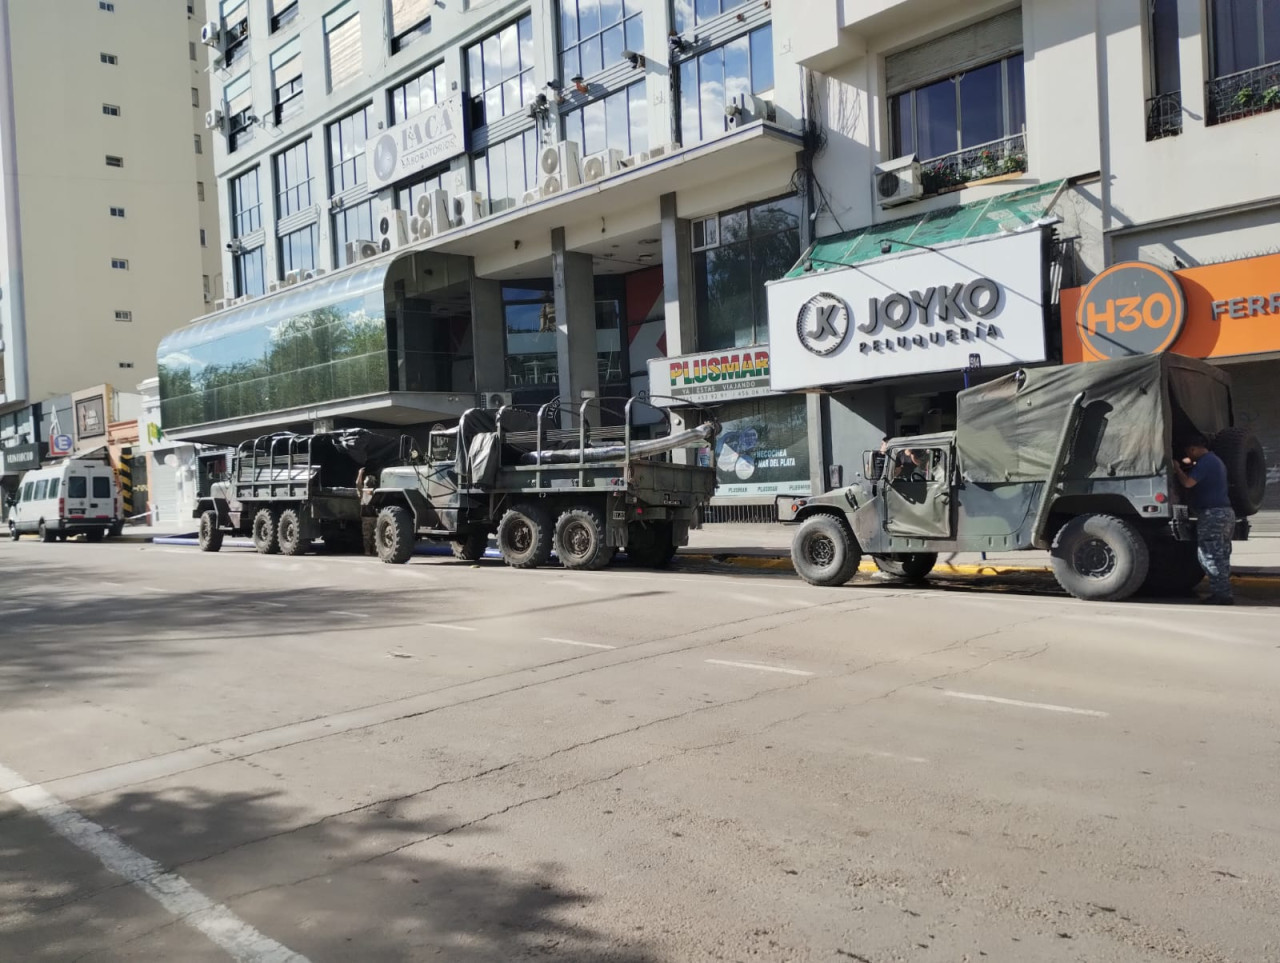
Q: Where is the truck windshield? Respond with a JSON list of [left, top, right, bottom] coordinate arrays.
[[68, 477, 87, 498]]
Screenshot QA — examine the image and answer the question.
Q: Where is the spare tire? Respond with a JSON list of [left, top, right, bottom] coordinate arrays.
[[1212, 427, 1266, 516]]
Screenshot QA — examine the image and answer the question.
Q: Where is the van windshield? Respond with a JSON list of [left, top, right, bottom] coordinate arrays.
[[68, 477, 87, 498], [93, 476, 111, 498]]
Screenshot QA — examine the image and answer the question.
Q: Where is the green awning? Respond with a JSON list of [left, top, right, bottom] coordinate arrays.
[[786, 180, 1065, 278]]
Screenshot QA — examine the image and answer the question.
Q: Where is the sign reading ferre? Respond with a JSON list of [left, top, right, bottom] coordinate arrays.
[[1074, 261, 1187, 361]]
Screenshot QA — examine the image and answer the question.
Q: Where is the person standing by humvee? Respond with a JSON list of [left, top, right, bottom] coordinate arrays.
[[1173, 435, 1235, 605]]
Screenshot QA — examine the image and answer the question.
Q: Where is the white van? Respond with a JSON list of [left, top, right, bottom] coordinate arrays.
[[7, 460, 123, 542]]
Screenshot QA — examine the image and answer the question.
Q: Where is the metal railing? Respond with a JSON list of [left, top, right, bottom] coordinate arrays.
[[920, 133, 1027, 196], [1207, 61, 1280, 125], [1145, 91, 1183, 140]]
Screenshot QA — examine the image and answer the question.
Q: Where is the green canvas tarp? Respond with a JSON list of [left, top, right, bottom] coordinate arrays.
[[955, 354, 1231, 484]]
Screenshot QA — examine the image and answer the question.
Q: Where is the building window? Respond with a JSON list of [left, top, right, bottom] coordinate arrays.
[[197, 181, 205, 202], [1207, 0, 1280, 123], [99, 1, 115, 10], [233, 246, 266, 298], [272, 39, 304, 124], [105, 155, 124, 167], [327, 105, 370, 192], [674, 0, 750, 33], [109, 206, 126, 217], [333, 199, 375, 264], [191, 87, 200, 107], [465, 14, 534, 128], [225, 72, 254, 152], [396, 168, 447, 220], [100, 52, 118, 65], [111, 258, 129, 270], [388, 63, 448, 124], [274, 140, 312, 216], [271, 1, 299, 32], [693, 195, 801, 350], [279, 224, 318, 276], [230, 168, 262, 237], [115, 310, 133, 321], [678, 24, 774, 146], [561, 0, 643, 81], [1148, 0, 1183, 139], [325, 3, 363, 92], [200, 228, 208, 246], [472, 128, 537, 215], [103, 103, 121, 116], [194, 133, 203, 154], [222, 0, 250, 66], [502, 280, 557, 388], [391, 0, 433, 53], [203, 275, 211, 301], [189, 41, 197, 60], [563, 82, 649, 158], [118, 362, 135, 369]]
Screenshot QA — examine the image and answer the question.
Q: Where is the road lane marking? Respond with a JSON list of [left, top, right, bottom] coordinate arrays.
[[0, 761, 310, 963], [255, 601, 287, 608], [329, 611, 369, 619], [857, 748, 929, 764], [941, 690, 1109, 717], [424, 622, 476, 632], [540, 637, 616, 650], [705, 659, 814, 677]]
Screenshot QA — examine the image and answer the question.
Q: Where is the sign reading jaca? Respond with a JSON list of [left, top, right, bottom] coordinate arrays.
[[367, 95, 467, 192]]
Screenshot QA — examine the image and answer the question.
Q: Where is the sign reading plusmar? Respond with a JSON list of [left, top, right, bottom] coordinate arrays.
[[648, 349, 772, 406], [1074, 261, 1187, 361]]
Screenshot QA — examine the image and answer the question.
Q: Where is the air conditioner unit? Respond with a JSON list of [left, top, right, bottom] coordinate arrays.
[[481, 391, 513, 410], [646, 142, 680, 161], [213, 298, 227, 311], [875, 154, 924, 208], [449, 168, 470, 198], [301, 269, 321, 281], [519, 188, 542, 206], [451, 191, 486, 226], [619, 151, 649, 169], [200, 21, 220, 46], [538, 141, 582, 196], [582, 148, 625, 183], [345, 239, 380, 264], [726, 93, 774, 128], [377, 209, 409, 252], [329, 195, 345, 212], [284, 270, 302, 287], [204, 108, 223, 130], [411, 189, 451, 238], [268, 281, 280, 294]]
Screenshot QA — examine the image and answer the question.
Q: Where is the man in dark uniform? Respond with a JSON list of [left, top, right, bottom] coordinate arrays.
[[1172, 435, 1235, 605]]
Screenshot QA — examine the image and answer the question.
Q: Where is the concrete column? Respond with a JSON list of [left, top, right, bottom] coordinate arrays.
[[660, 192, 696, 358], [551, 227, 599, 421], [470, 275, 506, 395]]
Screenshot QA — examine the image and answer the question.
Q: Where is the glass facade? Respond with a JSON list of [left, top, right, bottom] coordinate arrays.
[[274, 140, 312, 217], [503, 278, 630, 390], [562, 83, 648, 157], [389, 63, 449, 124], [679, 24, 774, 145], [333, 198, 375, 264], [328, 105, 370, 193], [465, 14, 534, 127], [158, 263, 391, 430], [396, 167, 447, 218], [673, 0, 748, 34], [560, 0, 643, 81], [229, 168, 261, 238], [472, 129, 538, 215], [234, 246, 265, 298], [279, 224, 318, 276]]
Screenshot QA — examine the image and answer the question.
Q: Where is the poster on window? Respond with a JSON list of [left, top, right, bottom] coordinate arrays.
[[700, 395, 812, 497]]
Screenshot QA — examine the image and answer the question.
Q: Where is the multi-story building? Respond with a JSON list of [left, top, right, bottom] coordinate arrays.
[[162, 0, 1278, 518], [0, 0, 222, 507]]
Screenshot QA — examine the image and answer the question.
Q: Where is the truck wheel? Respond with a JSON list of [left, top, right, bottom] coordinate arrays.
[[375, 506, 415, 564], [251, 508, 280, 555], [450, 531, 489, 561], [1050, 514, 1149, 602], [276, 508, 308, 556], [555, 507, 610, 571], [497, 503, 553, 569], [1212, 427, 1266, 516], [792, 514, 860, 587], [198, 510, 223, 553], [1138, 539, 1203, 597], [626, 521, 675, 568], [39, 521, 56, 543], [8, 521, 18, 541], [872, 553, 937, 582]]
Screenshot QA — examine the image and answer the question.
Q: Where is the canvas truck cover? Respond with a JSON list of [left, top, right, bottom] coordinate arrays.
[[955, 354, 1231, 483]]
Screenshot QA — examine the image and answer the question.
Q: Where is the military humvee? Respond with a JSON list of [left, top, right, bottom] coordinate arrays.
[[779, 354, 1267, 602]]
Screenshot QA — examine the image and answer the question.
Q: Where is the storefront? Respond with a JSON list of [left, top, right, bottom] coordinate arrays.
[[1060, 253, 1280, 512]]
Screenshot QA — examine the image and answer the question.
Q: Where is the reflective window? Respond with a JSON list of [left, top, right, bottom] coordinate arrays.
[[325, 4, 363, 91], [34, 479, 48, 500], [472, 129, 537, 215], [229, 168, 262, 237], [234, 246, 266, 298], [279, 224, 318, 276], [503, 280, 557, 389], [48, 479, 59, 499], [562, 82, 648, 157], [1211, 0, 1280, 76], [679, 24, 773, 145], [673, 0, 748, 33], [465, 14, 534, 127], [67, 478, 85, 499], [396, 168, 447, 219], [888, 53, 1025, 160], [333, 198, 375, 264], [274, 140, 312, 217], [328, 105, 370, 192], [93, 476, 112, 499], [561, 0, 643, 81], [388, 63, 448, 123]]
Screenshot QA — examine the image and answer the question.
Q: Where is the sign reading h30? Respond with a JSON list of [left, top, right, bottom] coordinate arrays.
[[1075, 261, 1187, 360]]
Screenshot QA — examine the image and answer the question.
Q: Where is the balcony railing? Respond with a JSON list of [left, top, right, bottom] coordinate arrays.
[[1207, 61, 1280, 125], [1146, 91, 1183, 140], [920, 133, 1027, 196]]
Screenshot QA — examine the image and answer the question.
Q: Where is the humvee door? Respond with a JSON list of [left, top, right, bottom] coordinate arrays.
[[883, 444, 953, 539]]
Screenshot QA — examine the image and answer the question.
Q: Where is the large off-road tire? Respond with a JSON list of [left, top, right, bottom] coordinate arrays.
[[1050, 513, 1149, 602], [276, 508, 308, 556], [86, 529, 105, 543], [791, 514, 860, 587], [9, 521, 19, 541], [1138, 538, 1203, 597], [626, 521, 676, 568], [198, 509, 223, 553], [1212, 427, 1266, 517], [375, 505, 415, 564], [496, 503, 553, 569], [251, 507, 280, 555], [450, 531, 490, 561], [39, 521, 55, 543], [872, 553, 938, 582], [554, 506, 611, 571]]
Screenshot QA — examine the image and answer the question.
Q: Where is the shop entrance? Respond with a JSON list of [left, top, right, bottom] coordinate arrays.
[[390, 280, 474, 394]]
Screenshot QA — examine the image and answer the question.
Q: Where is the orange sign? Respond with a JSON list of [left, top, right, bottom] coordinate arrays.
[[1063, 252, 1280, 363]]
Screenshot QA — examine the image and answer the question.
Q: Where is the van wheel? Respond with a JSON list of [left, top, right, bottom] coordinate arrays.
[[198, 510, 224, 553], [86, 529, 104, 543], [555, 506, 610, 571], [276, 508, 308, 556], [496, 503, 553, 569], [375, 506, 415, 564], [251, 508, 280, 555], [39, 521, 56, 543], [9, 522, 18, 541], [792, 514, 861, 587], [450, 531, 489, 561], [1051, 514, 1149, 602], [872, 553, 938, 582]]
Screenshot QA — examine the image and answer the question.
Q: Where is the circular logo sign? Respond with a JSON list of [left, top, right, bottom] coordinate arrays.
[[1076, 262, 1186, 361], [372, 134, 398, 184], [796, 292, 851, 356]]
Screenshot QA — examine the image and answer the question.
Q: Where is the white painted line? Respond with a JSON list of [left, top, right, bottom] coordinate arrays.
[[941, 690, 1109, 717], [256, 601, 287, 609], [705, 658, 814, 677], [8, 606, 34, 615], [857, 748, 929, 764], [0, 761, 310, 963], [424, 622, 476, 632], [540, 637, 616, 650], [330, 610, 369, 619]]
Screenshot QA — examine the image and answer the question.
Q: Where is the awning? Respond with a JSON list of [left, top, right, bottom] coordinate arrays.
[[786, 180, 1065, 278]]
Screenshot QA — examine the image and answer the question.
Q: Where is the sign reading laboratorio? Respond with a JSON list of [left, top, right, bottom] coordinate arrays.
[[647, 349, 773, 407], [765, 230, 1047, 392], [1061, 251, 1280, 363], [367, 94, 467, 192]]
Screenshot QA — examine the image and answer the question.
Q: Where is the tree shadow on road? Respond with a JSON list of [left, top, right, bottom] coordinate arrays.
[[0, 782, 660, 962]]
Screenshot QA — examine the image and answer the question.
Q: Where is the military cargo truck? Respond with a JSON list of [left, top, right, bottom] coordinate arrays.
[[368, 398, 718, 570], [780, 355, 1267, 602]]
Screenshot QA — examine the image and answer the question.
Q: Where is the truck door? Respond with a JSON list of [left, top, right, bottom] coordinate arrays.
[[883, 445, 953, 538], [65, 471, 90, 520]]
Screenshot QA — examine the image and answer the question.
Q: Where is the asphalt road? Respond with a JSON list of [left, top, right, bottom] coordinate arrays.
[[1, 538, 1278, 963]]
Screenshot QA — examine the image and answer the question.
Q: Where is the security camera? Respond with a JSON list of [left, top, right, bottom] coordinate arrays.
[[621, 48, 645, 68]]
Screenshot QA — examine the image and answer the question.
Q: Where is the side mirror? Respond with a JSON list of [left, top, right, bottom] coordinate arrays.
[[863, 450, 885, 481]]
